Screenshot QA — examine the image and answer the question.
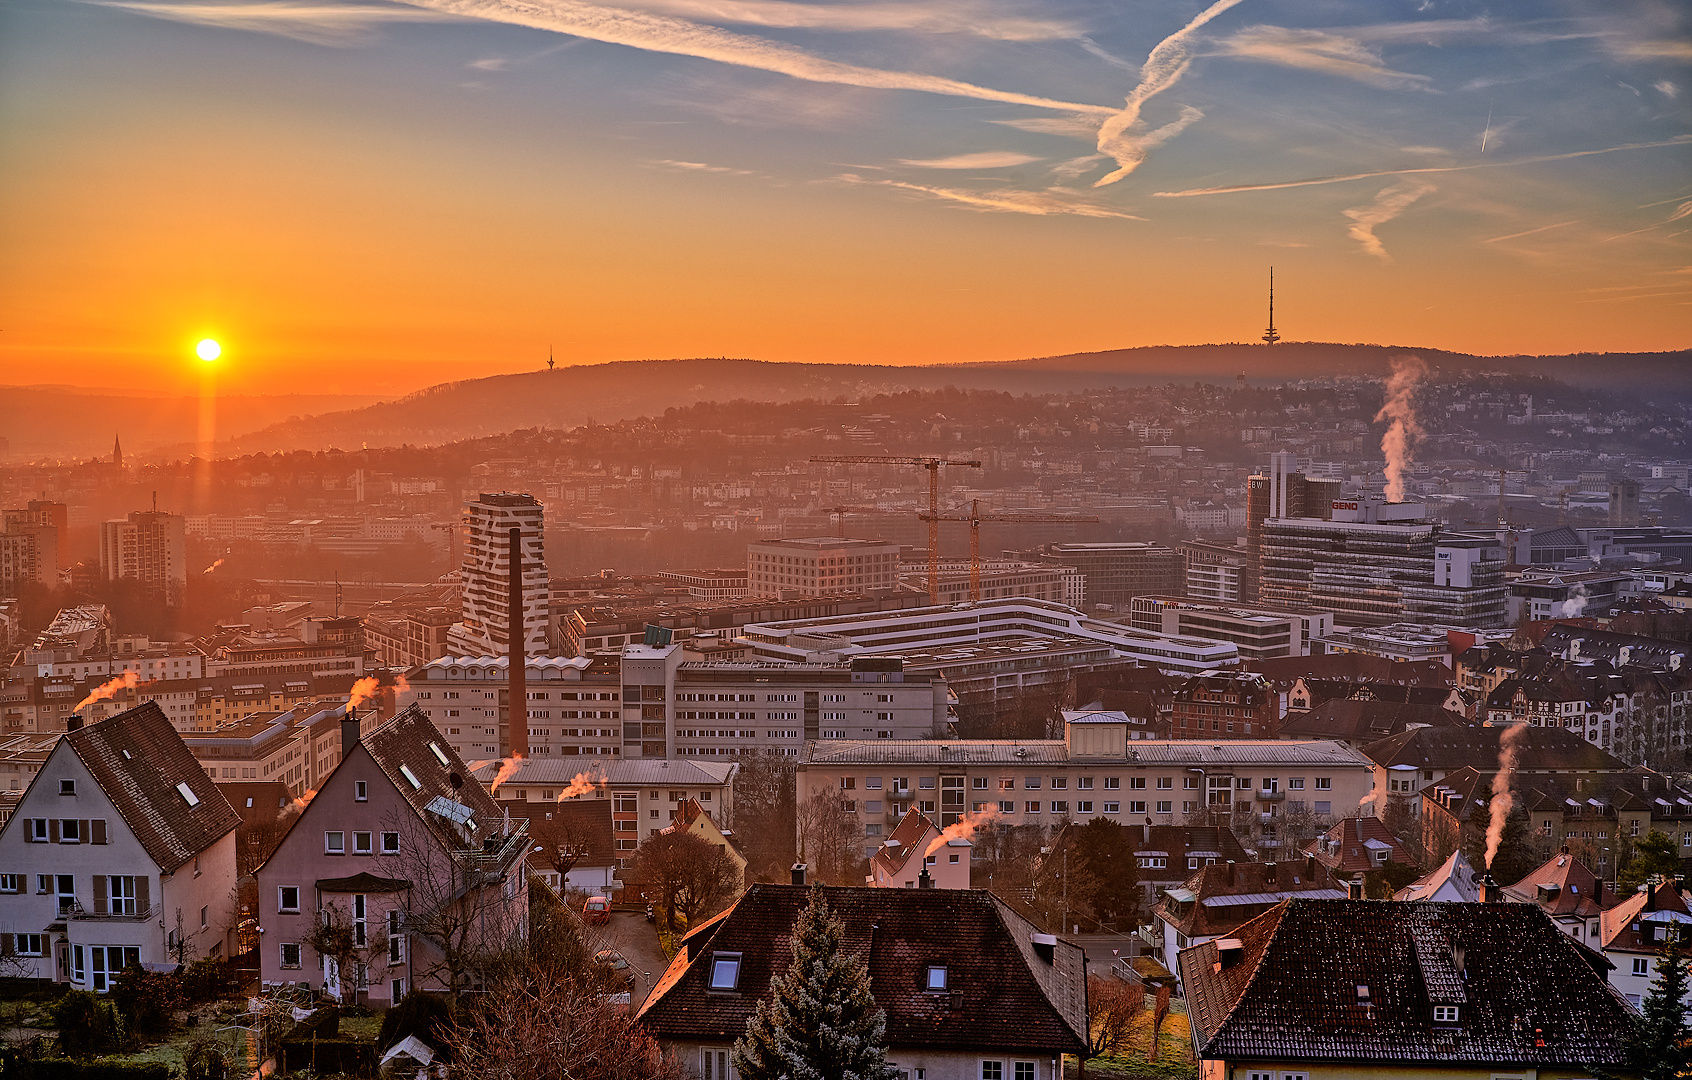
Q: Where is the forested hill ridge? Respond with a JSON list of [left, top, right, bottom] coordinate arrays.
[[215, 343, 1688, 454]]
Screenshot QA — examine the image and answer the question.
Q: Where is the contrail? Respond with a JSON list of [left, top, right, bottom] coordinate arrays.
[[1343, 178, 1433, 259], [403, 0, 1118, 115], [1482, 219, 1579, 243], [1481, 100, 1492, 153], [1093, 0, 1248, 187], [1152, 135, 1692, 197]]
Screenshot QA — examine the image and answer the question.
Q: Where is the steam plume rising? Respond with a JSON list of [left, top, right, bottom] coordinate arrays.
[[1093, 0, 1246, 187], [288, 787, 319, 814], [489, 755, 525, 796], [1559, 583, 1589, 618], [348, 676, 381, 711], [390, 674, 411, 696], [75, 671, 142, 712], [1374, 356, 1427, 503], [556, 771, 607, 801], [924, 805, 1000, 857], [203, 558, 225, 574], [1484, 723, 1528, 871]]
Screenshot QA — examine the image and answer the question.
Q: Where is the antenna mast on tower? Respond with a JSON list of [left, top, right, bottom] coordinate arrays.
[[1262, 268, 1280, 346]]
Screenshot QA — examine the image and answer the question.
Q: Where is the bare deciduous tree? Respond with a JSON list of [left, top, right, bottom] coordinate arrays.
[[631, 830, 741, 934], [796, 789, 861, 886]]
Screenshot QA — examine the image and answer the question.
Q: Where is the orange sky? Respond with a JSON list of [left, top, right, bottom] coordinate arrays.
[[2, 0, 1687, 398]]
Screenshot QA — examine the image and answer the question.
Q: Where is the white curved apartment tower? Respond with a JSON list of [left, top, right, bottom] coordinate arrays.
[[447, 492, 549, 657]]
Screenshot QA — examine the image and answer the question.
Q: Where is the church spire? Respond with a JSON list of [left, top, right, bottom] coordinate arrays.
[[113, 433, 124, 469]]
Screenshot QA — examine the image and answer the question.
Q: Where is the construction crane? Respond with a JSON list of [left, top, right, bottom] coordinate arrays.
[[810, 455, 983, 601], [920, 500, 1100, 602], [820, 505, 891, 539]]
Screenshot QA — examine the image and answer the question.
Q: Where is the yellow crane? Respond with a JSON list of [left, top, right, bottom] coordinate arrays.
[[810, 455, 983, 601], [920, 499, 1099, 602]]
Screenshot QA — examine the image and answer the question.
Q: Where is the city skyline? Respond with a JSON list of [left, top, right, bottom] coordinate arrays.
[[0, 0, 1687, 397]]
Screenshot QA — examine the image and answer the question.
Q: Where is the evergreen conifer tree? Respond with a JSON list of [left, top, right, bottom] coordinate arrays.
[[732, 886, 901, 1080], [1604, 921, 1692, 1080]]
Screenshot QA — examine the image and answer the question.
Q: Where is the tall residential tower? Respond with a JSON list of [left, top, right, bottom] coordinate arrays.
[[447, 492, 549, 657]]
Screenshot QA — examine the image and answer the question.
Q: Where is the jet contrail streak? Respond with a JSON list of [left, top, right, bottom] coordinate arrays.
[[1152, 135, 1692, 197]]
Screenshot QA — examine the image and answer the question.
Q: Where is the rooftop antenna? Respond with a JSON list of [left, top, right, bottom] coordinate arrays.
[[1262, 268, 1281, 346], [547, 346, 555, 373]]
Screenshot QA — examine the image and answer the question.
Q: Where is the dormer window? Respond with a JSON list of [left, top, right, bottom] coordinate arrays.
[[709, 952, 742, 991], [1433, 1005, 1459, 1023], [926, 966, 948, 991]]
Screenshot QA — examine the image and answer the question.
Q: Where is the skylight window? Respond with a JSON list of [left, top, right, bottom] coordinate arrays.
[[926, 966, 948, 991], [399, 765, 421, 790], [709, 953, 742, 991], [429, 742, 450, 767], [176, 782, 200, 807]]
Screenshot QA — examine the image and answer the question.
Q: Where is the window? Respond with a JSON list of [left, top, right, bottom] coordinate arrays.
[[1024, 802, 1040, 814], [27, 819, 46, 843], [999, 801, 1015, 814], [1433, 1005, 1459, 1023], [279, 886, 300, 913], [1634, 958, 1651, 975], [60, 819, 80, 843], [389, 935, 405, 965], [710, 953, 742, 990], [109, 876, 137, 915], [13, 934, 43, 956], [354, 832, 373, 854], [1315, 801, 1331, 816], [0, 875, 18, 894], [201, 905, 208, 930], [1103, 777, 1120, 790], [381, 832, 400, 854], [176, 782, 200, 806], [1051, 801, 1069, 814], [982, 1064, 1003, 1080], [1130, 801, 1147, 815], [1315, 777, 1331, 790], [1024, 776, 1041, 789], [1077, 777, 1094, 790], [926, 965, 947, 991], [59, 779, 75, 796], [1184, 776, 1198, 789], [1077, 801, 1093, 813], [1156, 777, 1172, 789], [355, 781, 368, 801], [1103, 802, 1119, 814], [325, 831, 345, 854], [1014, 1065, 1035, 1080], [1156, 801, 1173, 814], [1050, 778, 1067, 790], [1130, 777, 1146, 790], [280, 943, 302, 969], [1288, 778, 1304, 789]]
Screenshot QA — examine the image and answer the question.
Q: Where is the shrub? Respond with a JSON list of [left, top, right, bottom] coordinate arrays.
[[376, 991, 453, 1053], [48, 992, 121, 1058]]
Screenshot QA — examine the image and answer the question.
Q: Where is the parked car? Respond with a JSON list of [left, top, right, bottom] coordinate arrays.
[[594, 948, 635, 988], [583, 895, 611, 925]]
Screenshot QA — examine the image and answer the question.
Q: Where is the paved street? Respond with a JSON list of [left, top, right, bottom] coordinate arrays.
[[600, 909, 672, 1009], [1064, 931, 1153, 978]]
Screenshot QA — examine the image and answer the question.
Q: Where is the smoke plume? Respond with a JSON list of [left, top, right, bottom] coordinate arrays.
[[75, 671, 142, 712], [1483, 723, 1528, 871], [489, 755, 525, 796], [203, 558, 225, 574], [1374, 356, 1427, 503], [924, 805, 1001, 858], [556, 771, 607, 801], [347, 676, 381, 711], [390, 674, 411, 696], [1558, 583, 1589, 618], [288, 787, 319, 815]]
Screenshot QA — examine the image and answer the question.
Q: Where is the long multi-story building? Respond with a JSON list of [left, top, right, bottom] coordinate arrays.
[[183, 699, 356, 794], [98, 510, 187, 606], [0, 524, 57, 592], [2, 501, 68, 566], [448, 492, 548, 657], [400, 647, 948, 762], [746, 536, 901, 598], [897, 560, 1079, 606], [1244, 451, 1342, 602], [1178, 539, 1250, 604], [1126, 595, 1333, 660], [1259, 500, 1508, 627]]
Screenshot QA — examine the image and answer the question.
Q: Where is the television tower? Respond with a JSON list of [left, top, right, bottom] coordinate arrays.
[[1262, 267, 1280, 346]]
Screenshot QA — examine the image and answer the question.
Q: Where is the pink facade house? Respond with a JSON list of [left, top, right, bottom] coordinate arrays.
[[867, 809, 971, 889], [256, 704, 529, 1005]]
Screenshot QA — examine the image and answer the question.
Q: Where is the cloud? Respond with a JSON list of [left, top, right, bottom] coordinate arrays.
[[1214, 26, 1435, 90], [1609, 39, 1692, 61], [1658, 80, 1681, 99], [837, 174, 1142, 218], [86, 0, 458, 44], [649, 158, 755, 174], [1667, 202, 1692, 223], [1151, 135, 1692, 197], [400, 0, 1118, 116], [613, 0, 1074, 41], [1399, 145, 1449, 155], [1047, 153, 1106, 180], [1343, 178, 1433, 259], [1482, 220, 1580, 243], [1093, 0, 1248, 187], [988, 115, 1106, 139], [898, 151, 1042, 169]]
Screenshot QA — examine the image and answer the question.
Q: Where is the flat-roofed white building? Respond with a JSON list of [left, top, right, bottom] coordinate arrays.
[[746, 537, 901, 598], [448, 492, 548, 657], [1125, 595, 1333, 660]]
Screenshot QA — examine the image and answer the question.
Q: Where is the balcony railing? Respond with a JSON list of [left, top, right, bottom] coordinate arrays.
[[66, 902, 158, 923], [1257, 789, 1285, 801]]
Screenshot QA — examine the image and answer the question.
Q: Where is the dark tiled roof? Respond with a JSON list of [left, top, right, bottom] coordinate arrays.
[[1600, 879, 1691, 953], [66, 702, 240, 872], [215, 781, 296, 831], [500, 797, 615, 870], [1181, 899, 1634, 1067], [870, 809, 936, 879], [1281, 699, 1469, 743], [1303, 817, 1413, 875], [1246, 654, 1454, 688], [637, 884, 1086, 1055], [317, 872, 412, 892], [1501, 850, 1615, 918], [362, 704, 504, 851], [1362, 724, 1627, 773], [1155, 860, 1347, 940]]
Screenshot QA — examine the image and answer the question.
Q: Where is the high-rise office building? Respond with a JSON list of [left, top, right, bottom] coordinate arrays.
[[1023, 542, 1180, 609], [1245, 452, 1341, 602], [447, 492, 549, 657], [98, 510, 187, 605], [1259, 501, 1508, 627]]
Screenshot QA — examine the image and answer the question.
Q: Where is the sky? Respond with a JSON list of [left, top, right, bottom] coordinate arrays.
[[0, 0, 1687, 396]]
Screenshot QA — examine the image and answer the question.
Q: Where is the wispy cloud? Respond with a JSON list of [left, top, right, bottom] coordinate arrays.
[[1214, 26, 1435, 90], [1657, 80, 1680, 98], [1342, 178, 1434, 259], [1093, 0, 1248, 187], [648, 158, 755, 174], [988, 115, 1106, 139], [1608, 39, 1692, 61], [837, 174, 1142, 218], [1151, 135, 1692, 197], [87, 0, 458, 44], [899, 151, 1042, 169], [400, 0, 1117, 115], [1482, 220, 1580, 243], [1048, 153, 1106, 180], [613, 0, 1074, 41]]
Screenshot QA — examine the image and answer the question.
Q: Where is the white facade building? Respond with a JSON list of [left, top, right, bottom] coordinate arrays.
[[746, 537, 901, 598], [447, 492, 549, 657]]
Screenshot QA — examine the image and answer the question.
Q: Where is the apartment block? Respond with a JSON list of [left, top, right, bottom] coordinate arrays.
[[746, 536, 901, 598]]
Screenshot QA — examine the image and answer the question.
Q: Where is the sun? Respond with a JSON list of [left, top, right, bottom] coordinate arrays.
[[196, 338, 221, 361]]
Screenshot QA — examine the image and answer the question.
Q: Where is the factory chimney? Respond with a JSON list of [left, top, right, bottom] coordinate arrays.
[[508, 526, 529, 758]]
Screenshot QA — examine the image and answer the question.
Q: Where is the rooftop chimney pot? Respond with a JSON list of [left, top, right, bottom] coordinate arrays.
[[791, 863, 808, 886]]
